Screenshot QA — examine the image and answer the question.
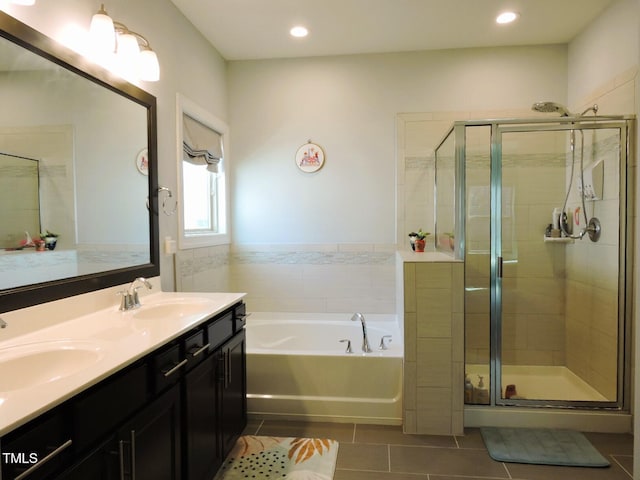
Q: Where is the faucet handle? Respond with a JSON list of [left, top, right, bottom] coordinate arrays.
[[117, 290, 132, 311], [379, 335, 392, 350], [339, 339, 353, 354]]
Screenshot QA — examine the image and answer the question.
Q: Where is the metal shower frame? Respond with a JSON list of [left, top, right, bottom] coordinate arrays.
[[434, 114, 636, 411]]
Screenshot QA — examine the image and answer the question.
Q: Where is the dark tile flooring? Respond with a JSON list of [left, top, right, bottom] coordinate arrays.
[[242, 418, 634, 480]]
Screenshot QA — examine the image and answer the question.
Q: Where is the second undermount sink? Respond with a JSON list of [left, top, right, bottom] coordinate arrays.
[[0, 340, 104, 392], [132, 298, 215, 321]]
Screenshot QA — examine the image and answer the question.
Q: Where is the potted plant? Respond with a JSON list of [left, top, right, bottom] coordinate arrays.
[[408, 229, 430, 252], [445, 232, 455, 250], [40, 230, 59, 250]]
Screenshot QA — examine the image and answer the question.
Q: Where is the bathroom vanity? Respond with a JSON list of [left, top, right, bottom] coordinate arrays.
[[0, 292, 247, 480]]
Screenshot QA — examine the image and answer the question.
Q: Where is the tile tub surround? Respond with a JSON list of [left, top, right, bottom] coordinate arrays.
[[176, 243, 397, 314], [0, 287, 245, 435], [398, 251, 464, 436]]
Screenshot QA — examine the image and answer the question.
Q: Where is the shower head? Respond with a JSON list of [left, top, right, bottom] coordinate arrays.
[[531, 101, 572, 116]]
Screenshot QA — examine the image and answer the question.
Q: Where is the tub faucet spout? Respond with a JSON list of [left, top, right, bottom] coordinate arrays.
[[351, 313, 372, 353]]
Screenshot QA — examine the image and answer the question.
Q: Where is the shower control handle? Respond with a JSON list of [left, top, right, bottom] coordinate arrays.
[[379, 335, 392, 350], [497, 256, 503, 278], [339, 339, 353, 354]]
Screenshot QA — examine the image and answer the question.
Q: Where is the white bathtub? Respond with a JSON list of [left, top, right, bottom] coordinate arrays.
[[245, 312, 403, 425]]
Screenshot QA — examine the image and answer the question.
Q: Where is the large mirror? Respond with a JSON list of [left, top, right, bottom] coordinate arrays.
[[0, 12, 159, 313]]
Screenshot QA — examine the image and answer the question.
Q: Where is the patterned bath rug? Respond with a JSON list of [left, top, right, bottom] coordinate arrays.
[[214, 435, 339, 480]]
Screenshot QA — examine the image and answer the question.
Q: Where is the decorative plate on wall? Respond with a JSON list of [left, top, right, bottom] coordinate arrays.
[[136, 148, 149, 175], [295, 141, 325, 173]]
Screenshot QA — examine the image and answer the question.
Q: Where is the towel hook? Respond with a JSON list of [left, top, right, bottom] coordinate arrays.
[[146, 186, 178, 215]]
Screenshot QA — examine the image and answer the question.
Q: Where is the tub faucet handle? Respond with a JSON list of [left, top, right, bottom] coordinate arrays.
[[339, 339, 353, 354], [379, 335, 392, 350]]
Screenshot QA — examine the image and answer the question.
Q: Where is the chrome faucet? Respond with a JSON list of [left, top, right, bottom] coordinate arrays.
[[0, 317, 6, 328], [119, 277, 153, 311], [351, 313, 372, 353]]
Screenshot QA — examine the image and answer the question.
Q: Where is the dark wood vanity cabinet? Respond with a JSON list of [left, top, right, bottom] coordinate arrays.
[[183, 310, 247, 480], [57, 387, 182, 480], [218, 330, 246, 460], [1, 301, 247, 480]]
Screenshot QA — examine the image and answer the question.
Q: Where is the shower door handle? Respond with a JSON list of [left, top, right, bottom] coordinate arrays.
[[497, 256, 503, 278]]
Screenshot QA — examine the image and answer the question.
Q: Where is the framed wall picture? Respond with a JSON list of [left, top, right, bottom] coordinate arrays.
[[295, 142, 325, 173]]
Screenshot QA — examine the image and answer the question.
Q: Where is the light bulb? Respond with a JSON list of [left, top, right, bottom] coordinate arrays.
[[496, 11, 519, 24], [290, 26, 308, 38]]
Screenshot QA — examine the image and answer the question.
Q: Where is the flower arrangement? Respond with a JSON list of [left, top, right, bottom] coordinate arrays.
[[39, 230, 59, 239]]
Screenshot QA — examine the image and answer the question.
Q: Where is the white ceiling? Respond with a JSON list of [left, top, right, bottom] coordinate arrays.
[[170, 0, 615, 61]]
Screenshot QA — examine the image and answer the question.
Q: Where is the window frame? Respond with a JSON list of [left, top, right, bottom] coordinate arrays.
[[176, 93, 230, 249]]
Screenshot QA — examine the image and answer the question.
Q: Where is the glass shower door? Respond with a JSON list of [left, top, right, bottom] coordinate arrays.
[[495, 124, 624, 405]]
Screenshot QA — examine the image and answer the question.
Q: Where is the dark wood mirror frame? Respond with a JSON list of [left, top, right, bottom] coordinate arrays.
[[0, 12, 159, 313]]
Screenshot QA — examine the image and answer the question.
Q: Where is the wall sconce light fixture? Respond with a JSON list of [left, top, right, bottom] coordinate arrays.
[[89, 4, 160, 82]]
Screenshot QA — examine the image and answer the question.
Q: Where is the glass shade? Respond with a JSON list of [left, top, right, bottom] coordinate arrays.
[[89, 10, 115, 53], [139, 49, 160, 82]]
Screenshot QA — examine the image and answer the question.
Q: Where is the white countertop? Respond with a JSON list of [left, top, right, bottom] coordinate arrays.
[[0, 290, 246, 435]]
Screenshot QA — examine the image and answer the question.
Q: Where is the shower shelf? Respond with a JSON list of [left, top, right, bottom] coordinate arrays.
[[543, 236, 574, 244]]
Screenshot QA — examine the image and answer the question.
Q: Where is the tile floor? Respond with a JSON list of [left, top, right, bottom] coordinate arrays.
[[242, 418, 634, 480]]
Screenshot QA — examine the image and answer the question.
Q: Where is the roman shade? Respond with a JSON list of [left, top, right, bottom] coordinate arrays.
[[182, 113, 223, 173]]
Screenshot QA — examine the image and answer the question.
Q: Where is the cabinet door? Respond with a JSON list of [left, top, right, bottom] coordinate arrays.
[[219, 330, 247, 458], [118, 386, 181, 480], [55, 436, 119, 480], [183, 354, 221, 480]]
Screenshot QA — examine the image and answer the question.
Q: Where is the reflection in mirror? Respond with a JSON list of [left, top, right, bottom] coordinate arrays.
[[0, 11, 158, 312], [0, 152, 40, 249]]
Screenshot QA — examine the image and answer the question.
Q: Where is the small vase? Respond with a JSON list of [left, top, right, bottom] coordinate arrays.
[[44, 237, 57, 250], [414, 239, 426, 252], [408, 235, 417, 251]]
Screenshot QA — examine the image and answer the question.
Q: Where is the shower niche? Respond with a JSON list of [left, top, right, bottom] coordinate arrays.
[[434, 113, 634, 411]]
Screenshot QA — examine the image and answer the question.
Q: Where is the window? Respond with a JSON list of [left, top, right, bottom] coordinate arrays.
[[177, 94, 229, 248]]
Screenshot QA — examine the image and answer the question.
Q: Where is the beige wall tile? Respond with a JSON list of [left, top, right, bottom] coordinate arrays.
[[404, 263, 416, 312], [417, 338, 452, 387], [416, 387, 452, 434], [404, 313, 417, 362], [416, 263, 451, 289]]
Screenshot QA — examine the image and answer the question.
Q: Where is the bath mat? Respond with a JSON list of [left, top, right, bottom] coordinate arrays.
[[214, 435, 339, 479], [481, 427, 609, 467]]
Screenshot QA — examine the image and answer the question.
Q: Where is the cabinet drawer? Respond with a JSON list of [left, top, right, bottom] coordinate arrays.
[[207, 312, 233, 351], [1, 409, 72, 480], [73, 363, 148, 452], [184, 329, 209, 370], [234, 303, 248, 332], [152, 344, 184, 394]]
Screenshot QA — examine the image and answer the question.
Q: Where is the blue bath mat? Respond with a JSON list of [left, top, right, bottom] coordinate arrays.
[[480, 427, 610, 467]]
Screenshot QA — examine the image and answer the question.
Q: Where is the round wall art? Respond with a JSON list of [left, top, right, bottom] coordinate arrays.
[[136, 148, 149, 175], [295, 141, 325, 173]]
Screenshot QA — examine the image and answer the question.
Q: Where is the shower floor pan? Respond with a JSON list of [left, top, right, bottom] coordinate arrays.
[[465, 364, 608, 402]]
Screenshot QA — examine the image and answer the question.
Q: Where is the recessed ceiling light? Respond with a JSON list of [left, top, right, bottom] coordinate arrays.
[[496, 11, 519, 24], [290, 26, 309, 38]]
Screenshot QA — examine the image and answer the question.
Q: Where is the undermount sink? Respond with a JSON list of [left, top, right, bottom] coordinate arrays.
[[132, 298, 215, 321], [0, 340, 104, 392]]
